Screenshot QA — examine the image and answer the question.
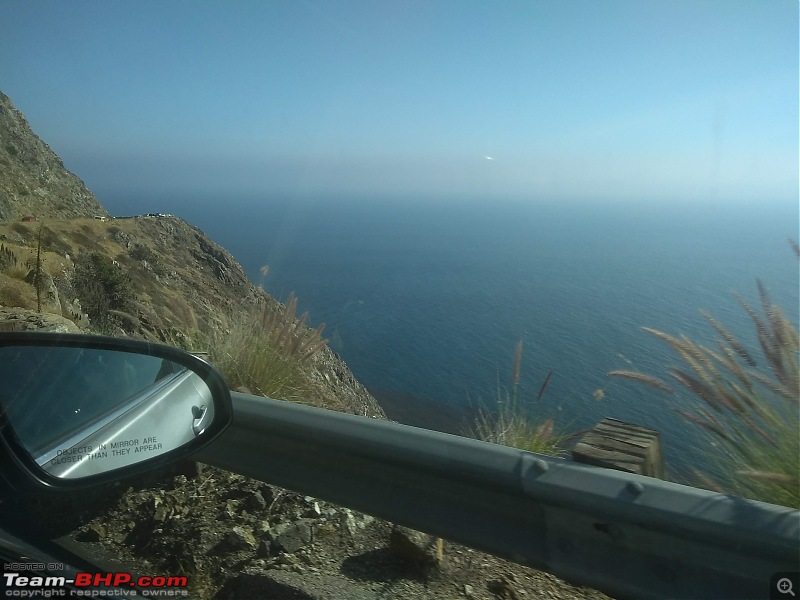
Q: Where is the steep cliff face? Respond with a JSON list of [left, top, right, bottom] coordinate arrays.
[[0, 92, 109, 221], [0, 91, 384, 419]]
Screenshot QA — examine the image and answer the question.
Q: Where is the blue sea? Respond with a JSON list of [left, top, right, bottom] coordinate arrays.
[[103, 193, 799, 479]]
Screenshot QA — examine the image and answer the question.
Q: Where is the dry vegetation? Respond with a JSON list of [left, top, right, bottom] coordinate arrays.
[[609, 257, 799, 508], [0, 217, 249, 340], [472, 339, 567, 457], [209, 292, 330, 405], [0, 216, 363, 414]]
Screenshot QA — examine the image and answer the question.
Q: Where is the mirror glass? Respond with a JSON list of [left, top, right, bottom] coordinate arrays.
[[0, 345, 215, 479]]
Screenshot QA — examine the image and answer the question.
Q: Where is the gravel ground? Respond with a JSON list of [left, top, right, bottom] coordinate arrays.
[[36, 465, 614, 600]]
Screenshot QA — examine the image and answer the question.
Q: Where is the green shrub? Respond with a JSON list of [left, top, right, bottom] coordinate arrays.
[[11, 223, 28, 237], [129, 243, 158, 263], [72, 252, 134, 333]]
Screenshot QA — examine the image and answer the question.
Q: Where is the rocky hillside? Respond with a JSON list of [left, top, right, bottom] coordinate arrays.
[[0, 92, 109, 221], [0, 216, 382, 418], [0, 91, 383, 418]]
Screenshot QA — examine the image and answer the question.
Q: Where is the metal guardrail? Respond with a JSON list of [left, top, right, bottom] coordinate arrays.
[[195, 392, 800, 600]]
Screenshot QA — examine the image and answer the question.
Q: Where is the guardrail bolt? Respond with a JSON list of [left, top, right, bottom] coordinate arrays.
[[533, 459, 549, 474], [627, 481, 645, 496]]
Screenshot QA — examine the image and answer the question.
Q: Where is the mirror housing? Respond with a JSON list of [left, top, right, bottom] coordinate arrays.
[[0, 332, 232, 489]]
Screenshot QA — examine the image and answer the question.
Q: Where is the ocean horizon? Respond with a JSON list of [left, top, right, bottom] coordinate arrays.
[[101, 193, 799, 479]]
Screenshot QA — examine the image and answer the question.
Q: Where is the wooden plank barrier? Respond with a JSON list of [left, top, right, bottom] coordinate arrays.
[[572, 417, 665, 479]]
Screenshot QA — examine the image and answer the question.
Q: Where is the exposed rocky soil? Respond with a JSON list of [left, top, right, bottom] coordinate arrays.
[[0, 92, 109, 221], [0, 215, 260, 339], [16, 465, 607, 600]]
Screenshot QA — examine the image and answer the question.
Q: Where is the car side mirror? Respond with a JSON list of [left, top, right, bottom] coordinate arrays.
[[0, 332, 232, 489]]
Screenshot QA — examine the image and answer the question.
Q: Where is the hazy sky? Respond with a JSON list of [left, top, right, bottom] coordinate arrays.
[[1, 1, 797, 205]]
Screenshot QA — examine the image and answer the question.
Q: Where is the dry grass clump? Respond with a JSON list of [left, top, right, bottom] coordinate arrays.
[[0, 243, 28, 282], [609, 262, 799, 508], [2, 263, 28, 282], [0, 243, 19, 271], [473, 340, 565, 457], [0, 225, 80, 313], [169, 295, 197, 331], [256, 292, 328, 362], [210, 293, 327, 404], [0, 276, 33, 309]]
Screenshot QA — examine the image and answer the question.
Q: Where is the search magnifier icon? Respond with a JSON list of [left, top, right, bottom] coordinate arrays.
[[778, 578, 796, 597]]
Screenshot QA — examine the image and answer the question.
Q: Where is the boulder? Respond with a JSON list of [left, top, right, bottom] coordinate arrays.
[[0, 306, 79, 332], [389, 525, 445, 568]]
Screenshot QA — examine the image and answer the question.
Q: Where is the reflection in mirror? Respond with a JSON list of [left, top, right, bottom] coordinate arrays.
[[0, 345, 215, 479]]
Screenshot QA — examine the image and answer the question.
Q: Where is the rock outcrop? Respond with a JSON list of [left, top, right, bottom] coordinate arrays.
[[0, 92, 109, 221], [0, 306, 80, 333]]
